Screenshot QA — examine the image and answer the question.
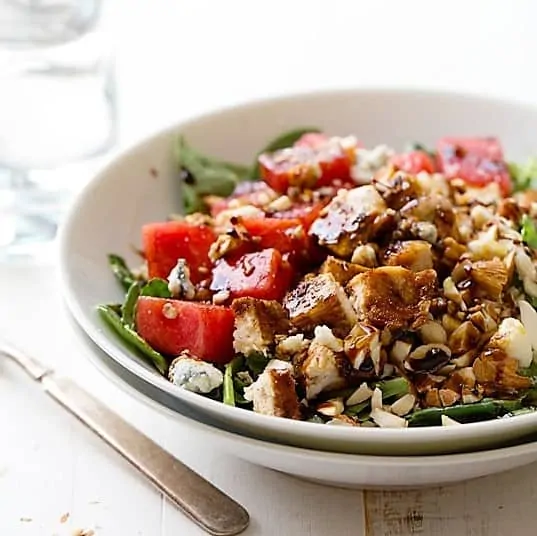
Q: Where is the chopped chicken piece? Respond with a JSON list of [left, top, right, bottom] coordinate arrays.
[[381, 240, 433, 272], [301, 341, 353, 399], [347, 266, 438, 330], [319, 256, 370, 286], [284, 273, 357, 337], [232, 298, 290, 356], [309, 185, 394, 258], [275, 334, 309, 361], [243, 361, 301, 419]]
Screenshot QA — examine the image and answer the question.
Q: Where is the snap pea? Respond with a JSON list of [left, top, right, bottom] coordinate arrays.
[[223, 356, 245, 407], [97, 305, 168, 375], [121, 282, 141, 328], [108, 254, 136, 292], [407, 399, 522, 427]]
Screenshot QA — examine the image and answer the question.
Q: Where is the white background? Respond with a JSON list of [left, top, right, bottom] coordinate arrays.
[[3, 1, 537, 534]]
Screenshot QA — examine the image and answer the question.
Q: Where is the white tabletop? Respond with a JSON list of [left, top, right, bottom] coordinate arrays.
[[4, 1, 537, 534]]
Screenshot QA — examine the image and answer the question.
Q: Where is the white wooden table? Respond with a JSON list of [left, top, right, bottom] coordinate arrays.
[[4, 1, 537, 534]]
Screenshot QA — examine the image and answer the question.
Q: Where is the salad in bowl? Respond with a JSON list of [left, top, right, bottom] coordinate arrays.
[[98, 127, 537, 429]]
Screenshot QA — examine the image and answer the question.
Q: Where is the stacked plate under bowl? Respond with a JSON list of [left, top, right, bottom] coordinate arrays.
[[59, 88, 537, 489]]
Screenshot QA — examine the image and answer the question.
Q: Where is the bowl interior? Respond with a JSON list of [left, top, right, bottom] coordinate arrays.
[[59, 88, 537, 456]]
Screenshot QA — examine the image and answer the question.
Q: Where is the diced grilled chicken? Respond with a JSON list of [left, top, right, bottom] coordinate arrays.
[[309, 185, 394, 258], [347, 266, 438, 330], [319, 256, 370, 285], [381, 240, 433, 272], [232, 298, 290, 356], [301, 341, 352, 399], [284, 273, 357, 337], [244, 360, 301, 419], [469, 259, 508, 300]]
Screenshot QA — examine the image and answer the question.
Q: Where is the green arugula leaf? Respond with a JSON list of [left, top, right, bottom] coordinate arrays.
[[140, 278, 171, 298], [247, 127, 321, 180], [509, 157, 537, 192], [521, 214, 537, 249], [174, 135, 250, 214]]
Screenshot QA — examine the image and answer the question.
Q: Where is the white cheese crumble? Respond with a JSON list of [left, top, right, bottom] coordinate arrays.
[[350, 144, 394, 184], [168, 356, 223, 394], [313, 325, 344, 353], [167, 259, 196, 299]]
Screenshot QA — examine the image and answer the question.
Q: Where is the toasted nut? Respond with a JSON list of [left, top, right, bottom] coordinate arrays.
[[370, 408, 408, 428], [444, 367, 476, 393], [442, 313, 462, 335], [390, 340, 412, 365], [344, 324, 382, 373], [346, 382, 374, 406], [470, 259, 508, 300], [438, 388, 460, 407], [436, 363, 457, 376], [418, 321, 447, 344], [390, 394, 416, 416], [462, 390, 481, 404], [452, 350, 477, 368], [443, 277, 467, 311], [448, 321, 481, 355], [409, 343, 452, 360], [317, 398, 344, 417], [424, 388, 442, 407]]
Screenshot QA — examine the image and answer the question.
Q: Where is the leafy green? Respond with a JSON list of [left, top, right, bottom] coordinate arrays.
[[520, 360, 537, 378], [174, 135, 250, 214], [508, 157, 537, 192], [245, 351, 271, 376], [108, 254, 136, 292], [122, 282, 141, 328], [405, 141, 436, 160], [521, 214, 537, 249], [246, 127, 321, 180], [97, 305, 169, 375], [223, 356, 248, 406], [407, 399, 522, 427], [140, 278, 171, 298]]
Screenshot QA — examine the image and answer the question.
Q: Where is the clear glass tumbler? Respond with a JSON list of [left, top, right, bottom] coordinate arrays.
[[0, 0, 116, 258]]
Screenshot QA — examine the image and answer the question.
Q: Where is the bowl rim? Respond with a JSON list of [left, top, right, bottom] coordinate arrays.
[[58, 86, 537, 448]]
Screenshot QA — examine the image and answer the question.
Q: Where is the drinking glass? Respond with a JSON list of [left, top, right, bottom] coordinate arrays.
[[0, 0, 116, 258]]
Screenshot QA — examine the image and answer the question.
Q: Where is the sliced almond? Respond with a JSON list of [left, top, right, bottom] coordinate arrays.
[[390, 394, 416, 416], [370, 408, 408, 428], [346, 382, 374, 406]]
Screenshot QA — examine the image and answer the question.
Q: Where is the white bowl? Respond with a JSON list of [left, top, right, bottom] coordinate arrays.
[[69, 309, 537, 490], [60, 88, 537, 456]]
